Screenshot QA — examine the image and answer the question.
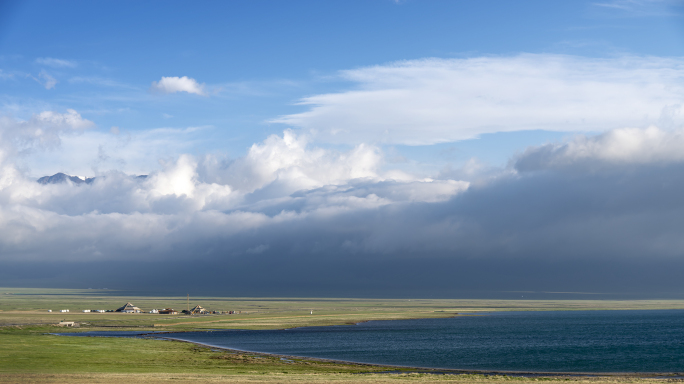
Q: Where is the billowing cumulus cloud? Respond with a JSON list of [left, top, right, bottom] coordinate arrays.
[[272, 55, 684, 145], [0, 111, 468, 264], [150, 76, 207, 96]]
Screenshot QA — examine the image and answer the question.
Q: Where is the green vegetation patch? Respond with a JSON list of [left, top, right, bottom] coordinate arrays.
[[0, 326, 389, 375]]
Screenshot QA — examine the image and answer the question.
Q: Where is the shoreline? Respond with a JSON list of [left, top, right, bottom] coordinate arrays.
[[49, 310, 684, 379], [152, 335, 684, 379]]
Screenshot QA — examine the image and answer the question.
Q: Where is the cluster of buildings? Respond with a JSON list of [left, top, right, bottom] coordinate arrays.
[[50, 302, 241, 316]]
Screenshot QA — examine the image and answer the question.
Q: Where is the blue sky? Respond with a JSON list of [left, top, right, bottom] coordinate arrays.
[[2, 0, 683, 176], [2, 0, 684, 296]]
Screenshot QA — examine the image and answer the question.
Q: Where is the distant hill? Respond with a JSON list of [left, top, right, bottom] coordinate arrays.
[[37, 173, 148, 185], [37, 173, 95, 185]]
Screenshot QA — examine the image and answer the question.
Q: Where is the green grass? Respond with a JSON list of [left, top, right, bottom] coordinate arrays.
[[3, 287, 684, 330]]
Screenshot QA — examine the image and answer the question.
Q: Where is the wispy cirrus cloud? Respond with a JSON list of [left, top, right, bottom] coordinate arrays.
[[0, 109, 94, 163], [272, 54, 684, 146], [68, 76, 138, 89], [35, 57, 77, 68], [592, 0, 684, 16], [150, 76, 207, 96], [0, 69, 14, 80], [37, 70, 57, 90]]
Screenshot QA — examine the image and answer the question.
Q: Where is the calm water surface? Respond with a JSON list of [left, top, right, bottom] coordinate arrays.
[[160, 310, 684, 372]]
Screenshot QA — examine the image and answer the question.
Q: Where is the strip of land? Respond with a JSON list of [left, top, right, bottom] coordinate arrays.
[[2, 288, 684, 383]]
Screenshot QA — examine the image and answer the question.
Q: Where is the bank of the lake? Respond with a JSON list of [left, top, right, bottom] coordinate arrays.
[[10, 295, 684, 383]]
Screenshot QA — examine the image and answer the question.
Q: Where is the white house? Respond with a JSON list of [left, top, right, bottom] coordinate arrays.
[[58, 321, 78, 327], [60, 309, 69, 313], [115, 302, 142, 313]]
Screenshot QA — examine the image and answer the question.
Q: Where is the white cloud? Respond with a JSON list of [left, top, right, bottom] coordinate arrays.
[[272, 55, 684, 145], [150, 76, 207, 96], [32, 109, 94, 131], [516, 126, 684, 171], [0, 117, 469, 261], [217, 130, 382, 195], [0, 109, 94, 155], [38, 70, 57, 90], [148, 154, 201, 198], [0, 70, 14, 80], [68, 76, 135, 89], [35, 57, 77, 68], [23, 125, 205, 177]]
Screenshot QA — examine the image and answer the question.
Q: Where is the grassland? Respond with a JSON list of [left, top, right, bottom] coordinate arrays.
[[2, 287, 684, 383]]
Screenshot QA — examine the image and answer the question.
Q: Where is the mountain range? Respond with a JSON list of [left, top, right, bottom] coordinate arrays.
[[37, 173, 147, 185]]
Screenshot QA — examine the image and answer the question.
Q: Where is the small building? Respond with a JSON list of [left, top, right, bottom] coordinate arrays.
[[159, 308, 177, 315], [60, 309, 69, 313], [115, 302, 142, 313], [82, 309, 91, 313], [94, 309, 105, 313], [189, 305, 208, 315], [47, 310, 52, 313], [58, 321, 79, 327], [149, 309, 159, 314]]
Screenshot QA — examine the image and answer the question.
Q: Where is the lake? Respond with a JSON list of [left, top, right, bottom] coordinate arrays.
[[158, 310, 684, 373]]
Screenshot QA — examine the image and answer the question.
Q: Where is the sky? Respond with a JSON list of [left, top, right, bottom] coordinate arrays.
[[1, 0, 684, 298]]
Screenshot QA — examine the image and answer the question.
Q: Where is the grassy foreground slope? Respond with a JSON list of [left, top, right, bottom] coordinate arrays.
[[2, 288, 684, 383]]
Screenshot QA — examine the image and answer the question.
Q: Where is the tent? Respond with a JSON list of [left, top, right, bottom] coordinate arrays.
[[190, 305, 207, 314], [116, 302, 142, 313]]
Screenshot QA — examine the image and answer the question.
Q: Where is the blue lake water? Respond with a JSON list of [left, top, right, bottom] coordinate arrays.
[[157, 310, 684, 373]]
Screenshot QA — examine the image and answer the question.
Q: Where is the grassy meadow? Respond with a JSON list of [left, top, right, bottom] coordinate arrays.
[[2, 287, 684, 383]]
